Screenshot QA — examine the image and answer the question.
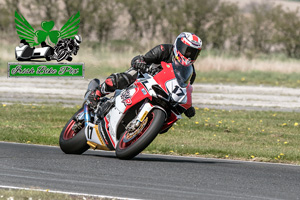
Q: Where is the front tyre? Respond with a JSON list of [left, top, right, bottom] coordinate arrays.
[[57, 49, 67, 62], [59, 107, 89, 154], [116, 109, 166, 160]]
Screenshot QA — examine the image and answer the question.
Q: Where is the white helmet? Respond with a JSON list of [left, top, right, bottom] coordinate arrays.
[[74, 35, 82, 46], [173, 32, 202, 66]]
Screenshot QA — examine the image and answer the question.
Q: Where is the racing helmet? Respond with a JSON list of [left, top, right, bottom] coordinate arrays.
[[173, 32, 202, 66], [74, 35, 82, 46]]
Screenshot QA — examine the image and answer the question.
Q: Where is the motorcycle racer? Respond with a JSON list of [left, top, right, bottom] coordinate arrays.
[[88, 32, 202, 118]]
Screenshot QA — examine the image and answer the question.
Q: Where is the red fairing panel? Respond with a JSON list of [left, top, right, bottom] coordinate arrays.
[[161, 111, 178, 132], [153, 62, 176, 93]]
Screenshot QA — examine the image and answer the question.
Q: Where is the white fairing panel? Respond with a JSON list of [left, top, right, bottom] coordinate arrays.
[[115, 94, 126, 113], [85, 126, 100, 144], [105, 107, 123, 143], [106, 87, 137, 145], [165, 79, 187, 104], [33, 47, 49, 56]]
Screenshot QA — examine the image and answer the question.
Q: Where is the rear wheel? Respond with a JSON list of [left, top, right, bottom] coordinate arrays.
[[59, 107, 89, 154], [116, 109, 166, 160]]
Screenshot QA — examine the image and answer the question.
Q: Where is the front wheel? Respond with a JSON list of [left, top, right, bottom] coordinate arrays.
[[57, 49, 68, 62], [59, 107, 89, 154], [116, 109, 166, 160]]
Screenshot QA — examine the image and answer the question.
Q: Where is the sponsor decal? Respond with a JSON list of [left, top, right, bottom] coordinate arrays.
[[141, 88, 147, 95], [121, 90, 132, 106]]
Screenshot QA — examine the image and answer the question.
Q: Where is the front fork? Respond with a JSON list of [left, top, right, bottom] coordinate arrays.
[[83, 103, 91, 127], [125, 102, 154, 132], [125, 102, 168, 133]]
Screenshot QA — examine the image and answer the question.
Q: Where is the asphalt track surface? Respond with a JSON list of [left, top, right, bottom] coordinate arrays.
[[1, 142, 300, 200]]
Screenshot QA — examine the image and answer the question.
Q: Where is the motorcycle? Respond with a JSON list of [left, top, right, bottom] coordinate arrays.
[[52, 45, 73, 62], [59, 61, 194, 159]]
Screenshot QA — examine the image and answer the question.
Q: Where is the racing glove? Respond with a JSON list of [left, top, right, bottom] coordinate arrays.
[[87, 88, 102, 108], [184, 106, 196, 118], [148, 65, 161, 76], [131, 55, 147, 72]]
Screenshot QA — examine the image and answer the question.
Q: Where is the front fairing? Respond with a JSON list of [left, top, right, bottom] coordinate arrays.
[[153, 61, 193, 106], [172, 61, 193, 88], [165, 79, 187, 104]]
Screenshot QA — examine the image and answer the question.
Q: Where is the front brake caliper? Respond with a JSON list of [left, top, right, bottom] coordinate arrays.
[[72, 121, 83, 133], [125, 102, 153, 133]]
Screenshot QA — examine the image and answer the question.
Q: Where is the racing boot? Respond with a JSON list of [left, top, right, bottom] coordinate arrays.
[[86, 78, 112, 109], [95, 79, 116, 118], [86, 79, 103, 108]]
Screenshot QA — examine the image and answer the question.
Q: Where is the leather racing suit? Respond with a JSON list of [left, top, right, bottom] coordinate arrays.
[[99, 44, 196, 95]]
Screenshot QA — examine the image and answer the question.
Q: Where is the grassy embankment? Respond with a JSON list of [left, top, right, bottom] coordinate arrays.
[[1, 104, 299, 165], [0, 188, 105, 200]]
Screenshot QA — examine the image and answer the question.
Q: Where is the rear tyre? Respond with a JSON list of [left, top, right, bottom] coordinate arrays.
[[116, 109, 166, 160], [59, 108, 89, 154]]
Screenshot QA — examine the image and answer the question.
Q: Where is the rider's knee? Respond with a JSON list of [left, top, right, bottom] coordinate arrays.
[[105, 72, 135, 92]]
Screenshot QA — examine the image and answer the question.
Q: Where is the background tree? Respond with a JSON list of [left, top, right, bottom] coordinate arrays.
[[22, 0, 60, 23], [207, 2, 239, 50], [228, 11, 248, 54], [247, 3, 276, 54], [61, 0, 94, 39], [183, 0, 219, 49], [272, 6, 300, 58]]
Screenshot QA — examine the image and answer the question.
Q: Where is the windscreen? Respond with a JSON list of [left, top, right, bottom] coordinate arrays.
[[172, 61, 193, 88]]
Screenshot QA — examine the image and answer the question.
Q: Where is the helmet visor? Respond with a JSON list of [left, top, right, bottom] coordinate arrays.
[[176, 39, 201, 61]]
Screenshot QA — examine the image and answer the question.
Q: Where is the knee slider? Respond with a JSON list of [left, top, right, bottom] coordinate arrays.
[[104, 74, 118, 92]]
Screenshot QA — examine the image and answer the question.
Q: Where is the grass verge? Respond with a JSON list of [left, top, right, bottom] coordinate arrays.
[[0, 188, 110, 200], [149, 107, 300, 165], [1, 104, 299, 165], [197, 70, 300, 88]]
